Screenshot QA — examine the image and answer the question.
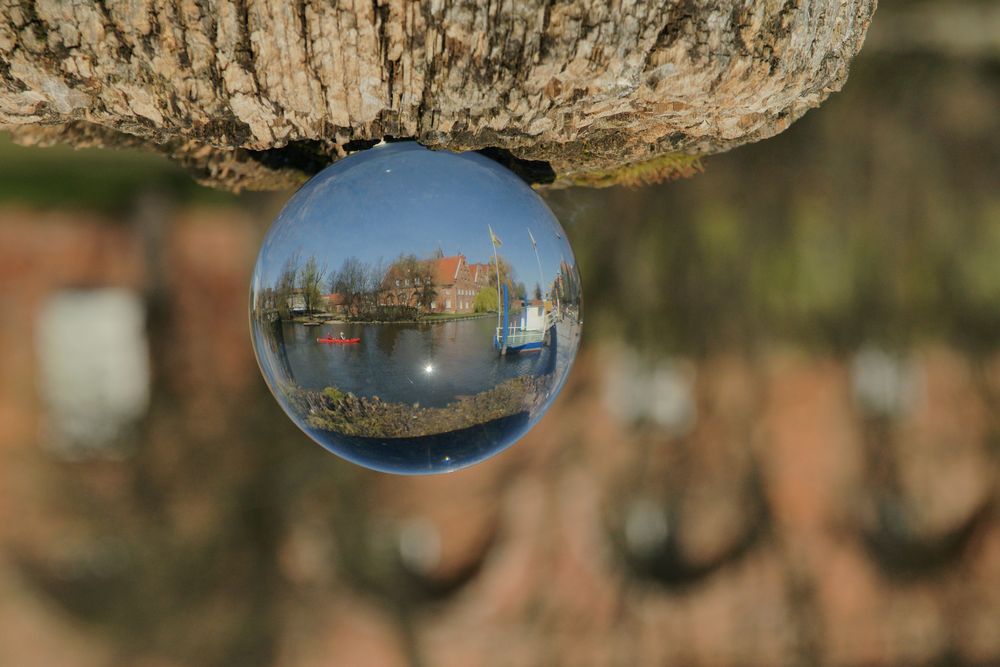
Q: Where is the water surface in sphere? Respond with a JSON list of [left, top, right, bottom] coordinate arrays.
[[250, 142, 582, 473]]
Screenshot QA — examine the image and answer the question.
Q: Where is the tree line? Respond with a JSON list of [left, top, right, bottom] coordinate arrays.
[[253, 252, 528, 321]]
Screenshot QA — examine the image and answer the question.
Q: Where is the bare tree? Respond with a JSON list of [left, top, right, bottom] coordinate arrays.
[[330, 257, 368, 318], [382, 254, 436, 312], [299, 256, 327, 315], [275, 252, 300, 319]]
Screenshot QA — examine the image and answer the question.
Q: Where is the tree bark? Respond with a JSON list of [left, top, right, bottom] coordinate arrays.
[[0, 0, 875, 190]]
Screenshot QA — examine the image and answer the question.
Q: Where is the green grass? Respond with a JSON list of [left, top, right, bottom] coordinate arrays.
[[0, 132, 238, 211], [565, 153, 704, 188]]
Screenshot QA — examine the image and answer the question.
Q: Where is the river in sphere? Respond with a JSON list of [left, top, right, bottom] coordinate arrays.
[[277, 316, 565, 408]]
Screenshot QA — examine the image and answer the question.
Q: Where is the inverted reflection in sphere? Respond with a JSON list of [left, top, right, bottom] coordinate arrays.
[[250, 142, 583, 474]]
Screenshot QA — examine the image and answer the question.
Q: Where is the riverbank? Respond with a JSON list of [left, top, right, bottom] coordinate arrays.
[[289, 311, 496, 325], [418, 312, 495, 323], [280, 375, 547, 438]]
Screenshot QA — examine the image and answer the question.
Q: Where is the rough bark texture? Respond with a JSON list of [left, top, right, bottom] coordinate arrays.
[[0, 0, 875, 190]]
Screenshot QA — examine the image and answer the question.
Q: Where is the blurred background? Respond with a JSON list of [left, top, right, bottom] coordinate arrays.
[[2, 2, 1000, 665]]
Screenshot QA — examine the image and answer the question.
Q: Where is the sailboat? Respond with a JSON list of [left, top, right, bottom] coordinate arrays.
[[489, 226, 551, 355]]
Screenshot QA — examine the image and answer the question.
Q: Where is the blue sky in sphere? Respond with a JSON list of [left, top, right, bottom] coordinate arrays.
[[255, 142, 574, 293]]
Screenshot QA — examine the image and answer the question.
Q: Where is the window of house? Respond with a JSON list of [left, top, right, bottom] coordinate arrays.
[[37, 288, 151, 460], [395, 279, 400, 287], [446, 299, 451, 309]]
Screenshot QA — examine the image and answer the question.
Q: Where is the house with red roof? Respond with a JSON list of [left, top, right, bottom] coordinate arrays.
[[429, 255, 479, 313], [380, 254, 483, 314]]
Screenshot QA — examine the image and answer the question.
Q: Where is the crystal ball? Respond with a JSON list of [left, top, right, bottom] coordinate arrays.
[[250, 142, 583, 474]]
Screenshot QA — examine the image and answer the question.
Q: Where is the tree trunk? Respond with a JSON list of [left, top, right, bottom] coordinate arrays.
[[0, 0, 875, 190]]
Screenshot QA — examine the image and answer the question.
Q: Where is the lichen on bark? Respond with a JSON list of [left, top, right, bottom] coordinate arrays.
[[0, 0, 876, 190]]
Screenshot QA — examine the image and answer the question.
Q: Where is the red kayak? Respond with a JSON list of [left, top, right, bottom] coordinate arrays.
[[317, 337, 361, 344]]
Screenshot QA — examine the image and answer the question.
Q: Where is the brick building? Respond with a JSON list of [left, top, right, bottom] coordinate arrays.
[[430, 254, 480, 313], [382, 254, 484, 314]]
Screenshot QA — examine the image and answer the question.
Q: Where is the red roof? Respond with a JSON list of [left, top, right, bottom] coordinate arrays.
[[323, 293, 345, 305], [432, 255, 465, 285]]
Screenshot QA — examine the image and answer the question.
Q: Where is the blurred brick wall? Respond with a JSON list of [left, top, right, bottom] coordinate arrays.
[[0, 208, 999, 667]]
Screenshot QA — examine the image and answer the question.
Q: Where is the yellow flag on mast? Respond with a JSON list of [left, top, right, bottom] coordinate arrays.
[[489, 225, 502, 248]]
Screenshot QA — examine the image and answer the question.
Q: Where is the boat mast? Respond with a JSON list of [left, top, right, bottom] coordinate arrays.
[[488, 224, 507, 355], [488, 225, 503, 330], [528, 228, 544, 304]]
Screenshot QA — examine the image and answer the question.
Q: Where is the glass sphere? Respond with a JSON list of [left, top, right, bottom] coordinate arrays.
[[250, 142, 583, 474]]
